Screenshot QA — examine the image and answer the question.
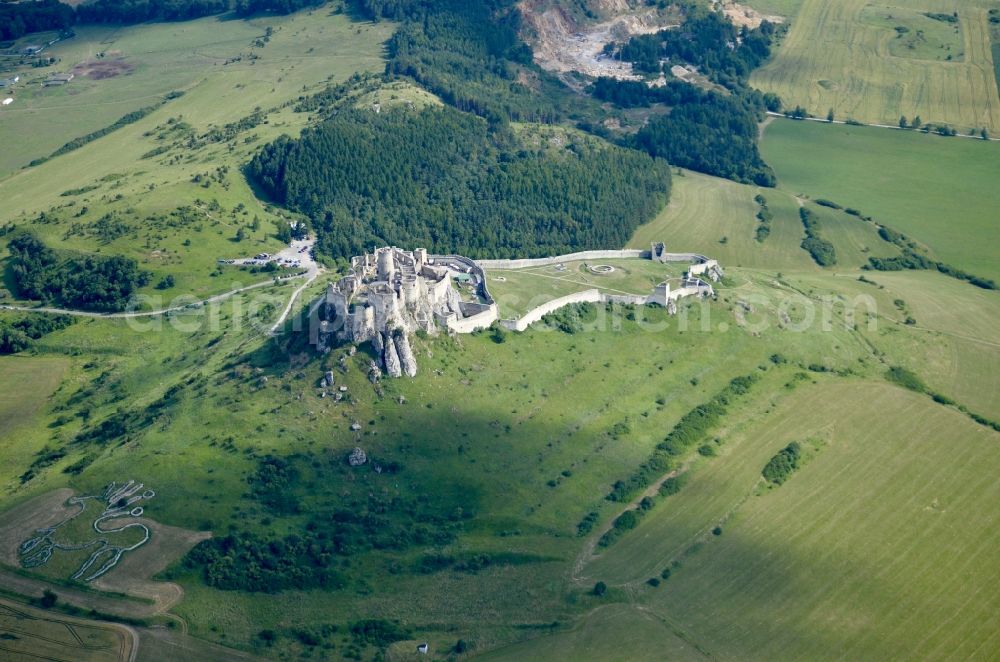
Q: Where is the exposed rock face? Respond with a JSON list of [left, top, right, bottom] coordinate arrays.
[[393, 329, 418, 377], [348, 447, 367, 466], [383, 333, 403, 378], [368, 360, 382, 383]]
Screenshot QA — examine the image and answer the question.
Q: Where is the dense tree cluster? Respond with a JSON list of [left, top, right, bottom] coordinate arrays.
[[594, 6, 781, 186], [352, 0, 587, 124], [75, 0, 227, 23], [247, 106, 671, 260], [185, 532, 347, 592], [799, 207, 837, 266], [6, 234, 149, 312], [0, 313, 74, 354], [0, 0, 73, 40], [634, 89, 776, 185]]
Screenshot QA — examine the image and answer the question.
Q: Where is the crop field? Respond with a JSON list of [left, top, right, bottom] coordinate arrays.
[[762, 118, 1000, 281], [751, 0, 1000, 132], [0, 596, 132, 661]]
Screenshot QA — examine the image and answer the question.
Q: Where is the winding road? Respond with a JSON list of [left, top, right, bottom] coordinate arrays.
[[1, 238, 323, 336]]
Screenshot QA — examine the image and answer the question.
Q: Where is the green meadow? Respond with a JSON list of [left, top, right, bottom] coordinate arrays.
[[762, 117, 1000, 282], [0, 9, 394, 301]]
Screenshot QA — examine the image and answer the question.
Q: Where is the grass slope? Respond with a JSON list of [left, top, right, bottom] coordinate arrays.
[[641, 380, 1000, 660], [761, 118, 1000, 281], [751, 0, 1000, 132], [0, 10, 394, 301]]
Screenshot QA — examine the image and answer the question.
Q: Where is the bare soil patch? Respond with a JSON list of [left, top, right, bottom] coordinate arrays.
[[0, 489, 209, 615], [93, 520, 210, 613], [72, 58, 135, 80], [0, 488, 76, 566], [519, 0, 679, 80]]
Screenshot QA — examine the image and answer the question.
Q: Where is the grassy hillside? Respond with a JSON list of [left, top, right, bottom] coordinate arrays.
[[0, 11, 393, 176], [642, 380, 1000, 660], [751, 0, 1000, 132], [0, 10, 395, 302], [0, 4, 997, 660], [761, 118, 1000, 281]]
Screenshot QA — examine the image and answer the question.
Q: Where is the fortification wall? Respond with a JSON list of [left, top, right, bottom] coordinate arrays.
[[477, 250, 711, 271], [446, 303, 499, 333], [477, 250, 648, 271], [501, 290, 603, 332]]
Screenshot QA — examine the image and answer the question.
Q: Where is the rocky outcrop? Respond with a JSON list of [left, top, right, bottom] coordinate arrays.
[[384, 334, 403, 378], [393, 329, 418, 377], [348, 447, 367, 466]]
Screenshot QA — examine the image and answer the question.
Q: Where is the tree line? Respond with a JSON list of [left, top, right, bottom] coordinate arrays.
[[0, 313, 74, 354], [247, 105, 672, 260], [1, 0, 321, 38]]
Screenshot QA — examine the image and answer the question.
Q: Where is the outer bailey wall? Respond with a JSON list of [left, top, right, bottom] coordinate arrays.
[[501, 290, 604, 332], [478, 250, 648, 270], [446, 303, 499, 333], [477, 251, 709, 270]]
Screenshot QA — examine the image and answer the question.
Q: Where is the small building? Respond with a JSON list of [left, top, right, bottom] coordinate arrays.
[[0, 75, 20, 88], [44, 73, 74, 86], [417, 643, 429, 654]]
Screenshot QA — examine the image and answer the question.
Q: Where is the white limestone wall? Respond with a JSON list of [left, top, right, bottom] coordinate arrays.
[[687, 259, 720, 276], [445, 303, 499, 333], [477, 250, 648, 270], [501, 290, 604, 332]]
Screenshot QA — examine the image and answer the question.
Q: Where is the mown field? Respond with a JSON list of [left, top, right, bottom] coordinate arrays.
[[762, 117, 1000, 282], [642, 380, 1000, 660], [751, 0, 1000, 132]]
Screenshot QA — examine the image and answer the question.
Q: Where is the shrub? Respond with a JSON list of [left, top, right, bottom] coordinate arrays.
[[885, 366, 926, 393], [762, 442, 801, 484], [593, 581, 607, 596]]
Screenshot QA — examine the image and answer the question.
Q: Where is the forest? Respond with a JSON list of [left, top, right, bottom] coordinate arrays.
[[0, 0, 73, 40], [247, 106, 672, 260], [6, 234, 149, 312], [593, 4, 782, 186]]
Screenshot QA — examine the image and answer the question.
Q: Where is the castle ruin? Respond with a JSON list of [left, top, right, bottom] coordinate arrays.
[[314, 247, 498, 377]]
